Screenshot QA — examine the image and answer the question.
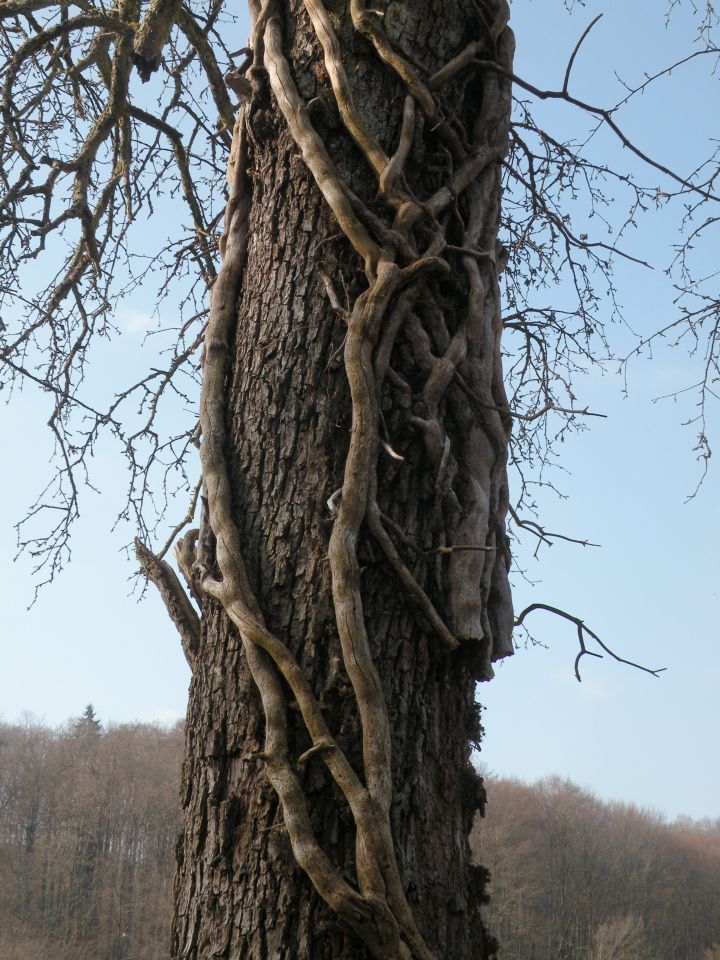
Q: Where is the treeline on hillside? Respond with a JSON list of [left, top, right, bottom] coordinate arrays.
[[472, 776, 720, 960], [0, 708, 182, 960], [3, 715, 719, 960]]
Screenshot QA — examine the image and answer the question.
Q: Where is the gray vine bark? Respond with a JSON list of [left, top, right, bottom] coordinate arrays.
[[169, 2, 514, 957]]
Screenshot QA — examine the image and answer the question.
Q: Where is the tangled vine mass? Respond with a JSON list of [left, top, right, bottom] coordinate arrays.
[[144, 2, 516, 955]]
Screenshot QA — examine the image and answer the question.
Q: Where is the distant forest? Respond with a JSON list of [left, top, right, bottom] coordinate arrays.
[[473, 778, 720, 960], [1, 713, 718, 960], [0, 710, 181, 960]]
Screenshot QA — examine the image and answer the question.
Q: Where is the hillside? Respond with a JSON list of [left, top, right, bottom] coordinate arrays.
[[0, 712, 182, 960], [1, 715, 718, 959], [472, 777, 720, 960]]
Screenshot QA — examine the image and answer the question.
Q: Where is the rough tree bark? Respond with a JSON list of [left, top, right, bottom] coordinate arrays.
[[164, 2, 514, 957]]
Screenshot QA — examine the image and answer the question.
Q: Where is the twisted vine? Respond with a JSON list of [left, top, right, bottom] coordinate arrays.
[[140, 2, 516, 956]]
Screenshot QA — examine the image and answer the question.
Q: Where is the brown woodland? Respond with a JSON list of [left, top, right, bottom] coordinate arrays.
[[0, 713, 182, 960], [473, 776, 720, 960], [3, 719, 719, 960]]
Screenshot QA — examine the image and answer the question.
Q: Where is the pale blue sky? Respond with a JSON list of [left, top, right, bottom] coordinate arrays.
[[1, 1, 718, 821]]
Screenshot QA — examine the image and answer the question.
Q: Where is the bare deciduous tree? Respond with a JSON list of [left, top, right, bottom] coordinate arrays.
[[1, 0, 718, 957]]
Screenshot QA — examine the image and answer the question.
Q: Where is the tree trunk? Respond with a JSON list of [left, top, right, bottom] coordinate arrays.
[[171, 2, 513, 957]]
